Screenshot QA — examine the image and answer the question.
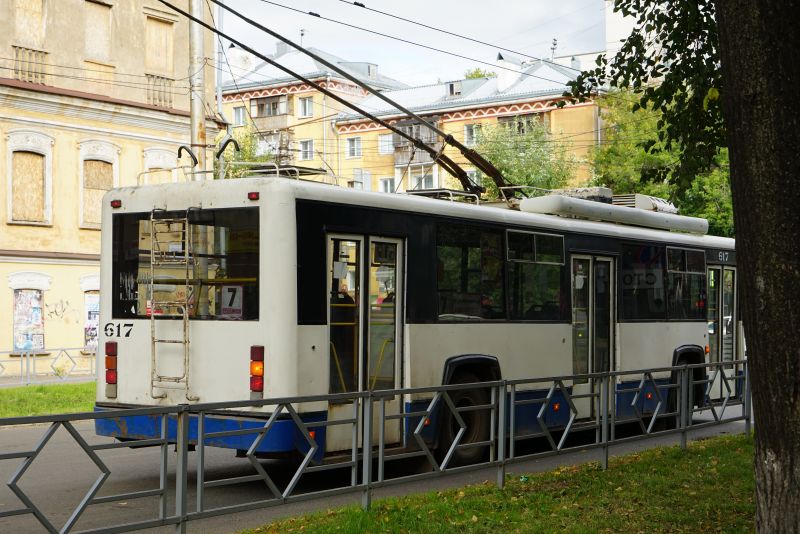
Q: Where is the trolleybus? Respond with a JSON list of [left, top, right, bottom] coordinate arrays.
[[94, 177, 741, 464]]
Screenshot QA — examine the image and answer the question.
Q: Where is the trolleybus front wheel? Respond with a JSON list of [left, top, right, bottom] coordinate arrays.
[[436, 372, 490, 467]]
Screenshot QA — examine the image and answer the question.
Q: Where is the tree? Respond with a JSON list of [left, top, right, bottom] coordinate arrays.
[[464, 67, 497, 79], [566, 1, 800, 530], [214, 125, 274, 179], [474, 120, 577, 198], [591, 90, 733, 237]]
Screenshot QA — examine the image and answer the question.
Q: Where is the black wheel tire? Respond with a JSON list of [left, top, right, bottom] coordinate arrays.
[[436, 372, 490, 467]]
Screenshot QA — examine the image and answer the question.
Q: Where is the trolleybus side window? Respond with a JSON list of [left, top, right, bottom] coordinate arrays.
[[620, 244, 666, 320], [666, 247, 706, 320], [111, 207, 259, 320], [507, 230, 566, 321], [436, 225, 504, 320]]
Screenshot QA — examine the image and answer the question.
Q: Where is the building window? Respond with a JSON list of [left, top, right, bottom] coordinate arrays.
[[85, 0, 112, 62], [409, 165, 434, 190], [298, 96, 313, 118], [348, 168, 370, 190], [80, 140, 119, 228], [15, 0, 46, 50], [378, 133, 394, 155], [8, 271, 51, 353], [6, 130, 54, 225], [299, 139, 314, 160], [346, 137, 362, 158], [80, 274, 100, 353], [464, 124, 481, 146], [465, 169, 482, 188], [252, 96, 288, 117], [447, 81, 462, 97], [499, 113, 549, 135], [143, 147, 177, 184], [254, 133, 280, 157], [379, 177, 396, 193], [145, 16, 174, 75], [233, 106, 246, 126]]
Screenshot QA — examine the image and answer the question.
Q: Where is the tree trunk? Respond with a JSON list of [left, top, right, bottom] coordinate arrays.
[[714, 1, 800, 531]]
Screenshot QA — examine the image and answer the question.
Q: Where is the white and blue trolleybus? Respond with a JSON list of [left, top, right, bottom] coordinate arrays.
[[94, 177, 741, 465]]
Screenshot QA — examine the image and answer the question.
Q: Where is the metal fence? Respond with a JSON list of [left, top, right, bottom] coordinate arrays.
[[0, 360, 751, 533], [0, 348, 96, 387]]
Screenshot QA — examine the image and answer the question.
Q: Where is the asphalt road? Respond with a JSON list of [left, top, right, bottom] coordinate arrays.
[[0, 411, 750, 533]]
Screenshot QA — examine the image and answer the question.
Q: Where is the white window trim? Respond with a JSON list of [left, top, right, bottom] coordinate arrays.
[[346, 137, 362, 159], [142, 146, 178, 184], [233, 106, 246, 126], [378, 133, 393, 155], [8, 271, 52, 291], [298, 96, 313, 118], [79, 139, 120, 229], [80, 274, 100, 292], [299, 139, 314, 161], [6, 130, 55, 226]]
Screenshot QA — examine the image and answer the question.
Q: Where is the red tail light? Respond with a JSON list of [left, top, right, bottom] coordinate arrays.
[[106, 369, 118, 385], [250, 376, 264, 392], [251, 345, 264, 361], [105, 341, 118, 356]]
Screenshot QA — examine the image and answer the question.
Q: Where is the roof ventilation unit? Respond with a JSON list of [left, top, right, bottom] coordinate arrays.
[[549, 187, 613, 204], [612, 194, 678, 214]]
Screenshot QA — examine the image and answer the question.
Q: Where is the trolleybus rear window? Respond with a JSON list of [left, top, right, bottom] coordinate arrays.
[[111, 207, 259, 320]]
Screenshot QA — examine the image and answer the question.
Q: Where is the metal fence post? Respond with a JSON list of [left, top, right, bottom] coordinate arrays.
[[680, 366, 689, 450], [744, 361, 752, 435], [496, 382, 507, 488], [600, 375, 609, 470], [175, 405, 190, 534], [361, 393, 373, 511]]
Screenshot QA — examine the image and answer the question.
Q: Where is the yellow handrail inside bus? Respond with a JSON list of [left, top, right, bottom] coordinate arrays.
[[329, 342, 347, 393], [370, 337, 393, 390]]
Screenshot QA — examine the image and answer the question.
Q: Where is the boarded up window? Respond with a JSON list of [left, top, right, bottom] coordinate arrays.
[[85, 1, 112, 61], [15, 0, 45, 49], [145, 16, 174, 75], [12, 151, 45, 222], [83, 159, 113, 225]]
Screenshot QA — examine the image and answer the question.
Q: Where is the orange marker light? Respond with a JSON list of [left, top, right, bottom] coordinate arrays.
[[105, 356, 117, 370], [705, 345, 710, 354], [308, 430, 316, 440], [250, 360, 264, 377], [646, 392, 653, 400], [424, 418, 431, 426], [553, 402, 561, 412]]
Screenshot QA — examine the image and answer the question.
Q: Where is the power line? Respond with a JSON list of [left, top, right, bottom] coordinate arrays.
[[336, 0, 584, 73]]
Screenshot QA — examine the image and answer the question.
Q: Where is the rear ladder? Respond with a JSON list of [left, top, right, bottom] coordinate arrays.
[[148, 209, 199, 400]]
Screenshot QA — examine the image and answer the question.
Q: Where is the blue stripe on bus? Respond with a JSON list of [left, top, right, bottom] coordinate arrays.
[[403, 387, 573, 444], [94, 407, 327, 463], [615, 378, 671, 418]]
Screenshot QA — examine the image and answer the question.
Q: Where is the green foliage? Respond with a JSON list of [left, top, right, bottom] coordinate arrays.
[[475, 121, 578, 199], [250, 434, 754, 533], [464, 68, 496, 79], [591, 90, 733, 236], [214, 125, 274, 179], [0, 382, 95, 418], [564, 1, 724, 197]]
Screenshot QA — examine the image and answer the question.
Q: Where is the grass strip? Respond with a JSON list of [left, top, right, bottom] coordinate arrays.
[[0, 381, 96, 418], [249, 433, 754, 533]]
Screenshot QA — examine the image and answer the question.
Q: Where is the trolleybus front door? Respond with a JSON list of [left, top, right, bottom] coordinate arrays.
[[571, 255, 615, 418], [326, 235, 404, 452]]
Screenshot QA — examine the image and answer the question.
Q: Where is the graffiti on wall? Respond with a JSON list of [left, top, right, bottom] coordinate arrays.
[[13, 289, 45, 351]]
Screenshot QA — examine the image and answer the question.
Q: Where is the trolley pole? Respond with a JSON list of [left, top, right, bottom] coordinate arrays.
[[189, 0, 207, 178]]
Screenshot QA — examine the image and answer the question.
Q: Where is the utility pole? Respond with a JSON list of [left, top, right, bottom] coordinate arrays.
[[189, 0, 210, 317], [216, 0, 224, 116], [189, 0, 207, 179]]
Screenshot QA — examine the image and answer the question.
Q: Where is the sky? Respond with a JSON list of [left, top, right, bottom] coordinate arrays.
[[219, 0, 608, 87]]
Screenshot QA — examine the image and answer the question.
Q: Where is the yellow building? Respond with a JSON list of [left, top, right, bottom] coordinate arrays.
[[0, 0, 219, 353], [335, 57, 599, 192], [221, 42, 407, 182]]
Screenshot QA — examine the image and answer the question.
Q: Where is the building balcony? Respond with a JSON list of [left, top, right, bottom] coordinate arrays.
[[393, 142, 442, 167], [252, 114, 292, 131], [13, 46, 48, 84]]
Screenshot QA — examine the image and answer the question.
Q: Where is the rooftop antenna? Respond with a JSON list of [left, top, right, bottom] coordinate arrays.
[[550, 38, 558, 61]]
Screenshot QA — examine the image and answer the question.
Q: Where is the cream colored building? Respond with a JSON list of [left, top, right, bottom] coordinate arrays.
[[221, 42, 407, 181], [0, 0, 218, 352], [335, 59, 599, 192]]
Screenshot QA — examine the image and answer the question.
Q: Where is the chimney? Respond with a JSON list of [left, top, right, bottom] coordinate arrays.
[[496, 53, 522, 92], [571, 56, 581, 71]]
